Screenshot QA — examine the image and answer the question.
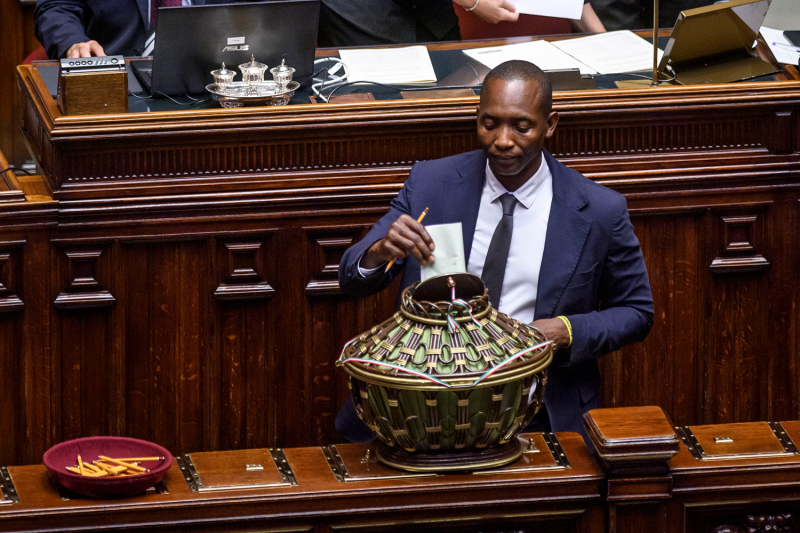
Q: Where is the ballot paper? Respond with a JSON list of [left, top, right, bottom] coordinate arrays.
[[760, 27, 800, 66], [514, 0, 583, 20], [421, 223, 466, 282], [551, 31, 664, 74], [339, 46, 438, 85], [463, 40, 596, 74]]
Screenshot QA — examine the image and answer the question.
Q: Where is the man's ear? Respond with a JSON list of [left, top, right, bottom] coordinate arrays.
[[545, 111, 559, 138]]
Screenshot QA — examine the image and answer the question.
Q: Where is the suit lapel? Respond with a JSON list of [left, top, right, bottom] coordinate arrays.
[[535, 151, 592, 320], [136, 0, 149, 28], [443, 151, 485, 265]]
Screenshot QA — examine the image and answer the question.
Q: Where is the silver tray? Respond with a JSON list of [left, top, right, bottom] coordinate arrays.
[[205, 80, 300, 108]]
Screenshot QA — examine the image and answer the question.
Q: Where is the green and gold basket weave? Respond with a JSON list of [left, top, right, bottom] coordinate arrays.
[[337, 273, 553, 472]]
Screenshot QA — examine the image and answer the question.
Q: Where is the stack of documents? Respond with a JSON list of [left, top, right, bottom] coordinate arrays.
[[464, 31, 664, 75], [514, 0, 583, 20], [339, 46, 438, 85], [463, 40, 598, 74]]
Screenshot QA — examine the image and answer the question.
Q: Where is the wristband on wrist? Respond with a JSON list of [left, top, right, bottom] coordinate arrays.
[[464, 0, 480, 11], [556, 316, 573, 347]]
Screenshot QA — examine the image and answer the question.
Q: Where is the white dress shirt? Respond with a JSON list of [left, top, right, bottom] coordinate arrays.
[[358, 156, 553, 324], [466, 158, 552, 324]]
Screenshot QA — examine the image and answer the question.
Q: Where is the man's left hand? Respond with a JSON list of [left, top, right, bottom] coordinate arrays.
[[452, 0, 519, 24], [530, 317, 570, 350]]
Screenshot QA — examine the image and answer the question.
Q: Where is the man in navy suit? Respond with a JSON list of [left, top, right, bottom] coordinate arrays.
[[35, 0, 247, 59], [338, 60, 653, 443]]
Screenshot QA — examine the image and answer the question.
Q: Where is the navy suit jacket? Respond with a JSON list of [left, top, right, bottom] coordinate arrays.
[[35, 0, 250, 59], [339, 149, 654, 437]]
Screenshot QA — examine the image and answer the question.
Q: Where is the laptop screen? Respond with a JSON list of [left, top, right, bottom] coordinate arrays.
[[151, 0, 319, 95]]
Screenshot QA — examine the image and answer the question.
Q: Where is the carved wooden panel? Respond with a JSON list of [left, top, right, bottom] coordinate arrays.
[[214, 236, 275, 301], [213, 232, 281, 451], [121, 240, 208, 453], [551, 114, 765, 158], [58, 132, 478, 183], [53, 244, 115, 309], [769, 111, 794, 155], [302, 225, 381, 445], [710, 211, 770, 274], [305, 226, 371, 296], [0, 240, 24, 312], [600, 213, 703, 426]]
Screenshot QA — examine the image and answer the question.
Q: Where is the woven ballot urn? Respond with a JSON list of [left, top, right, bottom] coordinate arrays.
[[338, 273, 553, 472]]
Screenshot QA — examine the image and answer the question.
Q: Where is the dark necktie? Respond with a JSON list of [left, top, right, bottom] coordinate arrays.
[[151, 0, 183, 26], [481, 193, 518, 309]]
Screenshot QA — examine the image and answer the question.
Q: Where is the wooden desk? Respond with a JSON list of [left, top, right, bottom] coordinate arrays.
[[5, 409, 800, 532], [0, 433, 605, 532], [3, 37, 800, 467]]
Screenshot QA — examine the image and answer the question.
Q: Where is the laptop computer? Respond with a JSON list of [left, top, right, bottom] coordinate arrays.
[[657, 0, 778, 85], [133, 0, 319, 96]]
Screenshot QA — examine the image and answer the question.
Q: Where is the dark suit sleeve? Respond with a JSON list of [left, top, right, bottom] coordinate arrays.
[[35, 0, 94, 59], [565, 195, 653, 365], [339, 164, 421, 298]]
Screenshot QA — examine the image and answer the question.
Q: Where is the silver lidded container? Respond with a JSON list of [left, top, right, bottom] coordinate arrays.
[[270, 59, 296, 89], [210, 63, 236, 94], [238, 55, 268, 95]]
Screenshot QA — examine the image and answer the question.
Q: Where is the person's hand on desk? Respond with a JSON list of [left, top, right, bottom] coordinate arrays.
[[453, 0, 519, 24], [530, 317, 570, 351], [66, 40, 106, 58], [361, 214, 435, 270]]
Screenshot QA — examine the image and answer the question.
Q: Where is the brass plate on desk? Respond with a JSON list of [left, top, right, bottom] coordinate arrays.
[[473, 432, 571, 474], [0, 467, 19, 504], [177, 448, 296, 492], [323, 444, 437, 482], [323, 433, 569, 482], [678, 421, 799, 460]]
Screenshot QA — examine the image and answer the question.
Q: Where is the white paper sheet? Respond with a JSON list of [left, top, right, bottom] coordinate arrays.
[[339, 46, 438, 85], [421, 223, 466, 282], [514, 0, 583, 20], [463, 40, 596, 74], [760, 26, 800, 66], [551, 30, 664, 74]]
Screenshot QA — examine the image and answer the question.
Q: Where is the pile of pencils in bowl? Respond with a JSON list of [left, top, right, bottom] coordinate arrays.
[[66, 456, 163, 477]]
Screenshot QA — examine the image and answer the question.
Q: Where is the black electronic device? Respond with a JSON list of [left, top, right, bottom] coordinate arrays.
[[784, 30, 800, 48], [139, 0, 319, 96]]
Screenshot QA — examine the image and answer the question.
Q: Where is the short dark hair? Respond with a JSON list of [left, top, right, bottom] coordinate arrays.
[[481, 60, 553, 113]]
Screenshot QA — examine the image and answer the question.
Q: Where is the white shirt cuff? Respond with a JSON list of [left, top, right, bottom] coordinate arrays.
[[357, 255, 386, 277]]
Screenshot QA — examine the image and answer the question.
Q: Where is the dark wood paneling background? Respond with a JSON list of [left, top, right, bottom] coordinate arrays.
[[0, 1, 39, 167], [2, 65, 799, 466]]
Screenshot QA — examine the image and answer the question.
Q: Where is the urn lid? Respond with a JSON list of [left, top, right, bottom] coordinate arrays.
[[338, 274, 552, 389], [270, 59, 295, 75]]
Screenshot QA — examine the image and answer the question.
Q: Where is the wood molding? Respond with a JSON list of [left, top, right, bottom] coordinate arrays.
[[53, 245, 115, 309], [0, 241, 25, 313]]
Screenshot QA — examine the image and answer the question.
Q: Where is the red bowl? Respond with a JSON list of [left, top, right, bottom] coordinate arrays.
[[43, 437, 173, 499]]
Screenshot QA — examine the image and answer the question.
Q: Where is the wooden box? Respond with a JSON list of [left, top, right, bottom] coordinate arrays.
[[57, 69, 128, 116]]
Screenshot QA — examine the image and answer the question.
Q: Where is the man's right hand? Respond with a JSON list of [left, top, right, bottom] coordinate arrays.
[[361, 214, 435, 270], [66, 41, 106, 58]]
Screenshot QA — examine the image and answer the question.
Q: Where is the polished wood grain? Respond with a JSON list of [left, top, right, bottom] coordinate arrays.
[[0, 1, 38, 167], [0, 433, 606, 533], [2, 37, 800, 470], [6, 415, 800, 532]]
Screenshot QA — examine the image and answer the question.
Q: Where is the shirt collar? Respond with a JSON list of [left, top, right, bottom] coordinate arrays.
[[484, 156, 551, 210]]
